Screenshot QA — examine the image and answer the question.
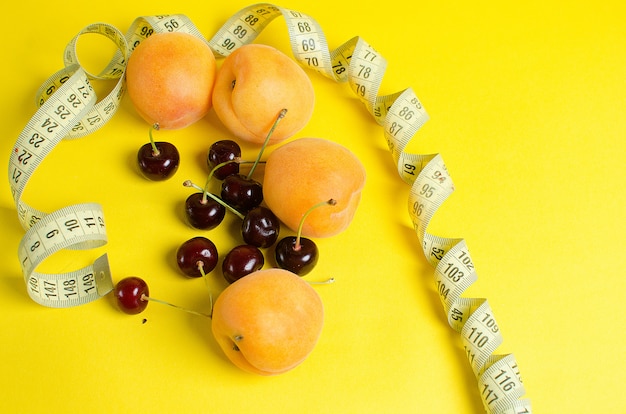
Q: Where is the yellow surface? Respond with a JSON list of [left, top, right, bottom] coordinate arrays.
[[1, 1, 624, 412]]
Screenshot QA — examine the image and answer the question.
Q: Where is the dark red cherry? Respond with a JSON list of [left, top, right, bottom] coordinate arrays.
[[222, 245, 264, 283], [176, 237, 218, 278], [275, 236, 318, 276], [273, 199, 335, 276], [217, 110, 287, 211], [184, 192, 226, 230], [114, 276, 149, 314], [221, 174, 263, 213], [137, 141, 180, 181], [207, 139, 241, 179], [241, 206, 280, 248]]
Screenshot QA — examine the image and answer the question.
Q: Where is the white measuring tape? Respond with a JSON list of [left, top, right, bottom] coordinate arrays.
[[7, 4, 531, 412]]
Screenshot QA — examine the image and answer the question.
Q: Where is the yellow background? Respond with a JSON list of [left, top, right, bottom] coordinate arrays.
[[1, 1, 624, 412]]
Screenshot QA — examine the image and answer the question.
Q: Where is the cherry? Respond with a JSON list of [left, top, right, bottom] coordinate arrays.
[[137, 123, 180, 181], [275, 199, 337, 276], [221, 109, 287, 213], [275, 237, 319, 276], [220, 174, 263, 213], [222, 244, 264, 283], [183, 158, 247, 230], [114, 276, 149, 314], [114, 276, 211, 317], [241, 206, 280, 248], [184, 192, 226, 230], [185, 181, 280, 248], [207, 139, 241, 179], [176, 236, 218, 278]]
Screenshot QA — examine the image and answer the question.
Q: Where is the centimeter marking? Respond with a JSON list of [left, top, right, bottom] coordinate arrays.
[[8, 23, 130, 307], [10, 67, 96, 229], [25, 253, 112, 308], [8, 4, 531, 411], [18, 203, 107, 277]]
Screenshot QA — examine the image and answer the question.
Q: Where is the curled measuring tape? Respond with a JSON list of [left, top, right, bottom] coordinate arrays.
[[7, 4, 531, 412], [8, 22, 131, 307]]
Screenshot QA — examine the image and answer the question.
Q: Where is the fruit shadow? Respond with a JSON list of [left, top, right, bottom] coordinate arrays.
[[172, 198, 190, 229], [187, 294, 232, 367], [160, 240, 232, 366], [125, 148, 144, 179], [193, 148, 210, 177]]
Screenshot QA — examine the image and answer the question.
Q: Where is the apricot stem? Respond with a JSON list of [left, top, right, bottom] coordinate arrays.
[[247, 108, 287, 180], [232, 335, 243, 351], [140, 294, 211, 318], [149, 123, 160, 155], [183, 180, 245, 220], [294, 199, 337, 250]]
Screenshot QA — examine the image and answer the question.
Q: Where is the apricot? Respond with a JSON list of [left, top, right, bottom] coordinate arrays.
[[263, 138, 366, 238], [212, 44, 315, 145], [211, 268, 324, 376], [126, 32, 217, 129]]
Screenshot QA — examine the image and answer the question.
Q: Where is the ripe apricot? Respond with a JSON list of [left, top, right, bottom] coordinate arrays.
[[263, 138, 366, 238], [211, 268, 324, 376], [126, 32, 216, 129], [212, 44, 315, 145]]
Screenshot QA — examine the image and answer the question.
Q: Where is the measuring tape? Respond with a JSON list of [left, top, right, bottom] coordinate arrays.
[[8, 22, 128, 307], [7, 3, 531, 412]]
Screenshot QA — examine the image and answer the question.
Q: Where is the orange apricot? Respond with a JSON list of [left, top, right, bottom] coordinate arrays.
[[211, 44, 315, 145], [126, 32, 216, 129], [211, 268, 324, 375], [263, 137, 366, 238]]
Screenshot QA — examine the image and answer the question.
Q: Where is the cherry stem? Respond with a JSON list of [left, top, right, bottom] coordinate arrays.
[[183, 180, 245, 220], [200, 163, 230, 204], [247, 108, 287, 180], [308, 277, 335, 285], [295, 199, 337, 250], [140, 294, 211, 318], [197, 261, 214, 318], [208, 159, 264, 182], [190, 164, 237, 205], [149, 123, 160, 156], [208, 159, 239, 181]]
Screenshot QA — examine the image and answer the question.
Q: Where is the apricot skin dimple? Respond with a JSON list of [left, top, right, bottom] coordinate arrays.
[[262, 138, 367, 238], [211, 44, 315, 145], [126, 32, 217, 130]]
